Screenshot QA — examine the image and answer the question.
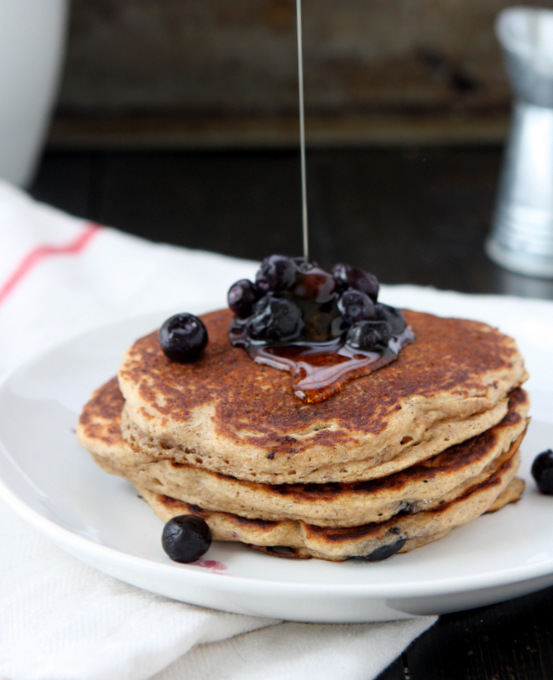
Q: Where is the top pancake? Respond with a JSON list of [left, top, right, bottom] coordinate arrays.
[[118, 308, 528, 484]]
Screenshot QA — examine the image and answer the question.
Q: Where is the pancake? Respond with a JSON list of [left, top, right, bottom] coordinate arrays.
[[117, 308, 528, 484], [78, 304, 529, 562], [135, 447, 524, 561], [78, 378, 529, 527]]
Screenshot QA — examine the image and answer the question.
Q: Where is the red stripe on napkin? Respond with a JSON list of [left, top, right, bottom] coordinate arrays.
[[0, 222, 102, 307]]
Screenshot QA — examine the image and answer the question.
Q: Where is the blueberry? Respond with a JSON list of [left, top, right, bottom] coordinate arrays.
[[247, 296, 304, 343], [346, 320, 392, 352], [332, 263, 379, 301], [255, 255, 298, 294], [228, 279, 259, 318], [159, 313, 208, 362], [293, 264, 337, 304], [531, 449, 553, 494], [374, 303, 406, 335], [337, 289, 375, 325], [354, 538, 407, 562], [162, 515, 212, 563]]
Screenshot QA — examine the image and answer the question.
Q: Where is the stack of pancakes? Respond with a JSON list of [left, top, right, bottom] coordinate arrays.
[[77, 308, 529, 561]]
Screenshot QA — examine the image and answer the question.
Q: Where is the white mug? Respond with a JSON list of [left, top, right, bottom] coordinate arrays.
[[0, 0, 68, 187]]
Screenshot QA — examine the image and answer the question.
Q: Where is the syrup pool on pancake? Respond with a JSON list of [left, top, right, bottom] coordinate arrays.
[[227, 255, 415, 403]]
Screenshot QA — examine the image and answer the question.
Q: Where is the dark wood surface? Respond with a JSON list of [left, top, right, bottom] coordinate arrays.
[[30, 146, 553, 679]]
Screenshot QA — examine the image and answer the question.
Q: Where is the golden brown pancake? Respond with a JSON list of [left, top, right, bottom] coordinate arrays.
[[135, 448, 524, 562], [78, 379, 529, 527], [77, 306, 529, 561], [117, 309, 528, 484]]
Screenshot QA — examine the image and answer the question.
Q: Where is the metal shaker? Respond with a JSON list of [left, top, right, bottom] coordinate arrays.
[[486, 6, 553, 278]]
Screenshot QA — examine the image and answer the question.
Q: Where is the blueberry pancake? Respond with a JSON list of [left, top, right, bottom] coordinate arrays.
[[77, 258, 530, 562], [78, 378, 528, 528], [135, 447, 524, 562]]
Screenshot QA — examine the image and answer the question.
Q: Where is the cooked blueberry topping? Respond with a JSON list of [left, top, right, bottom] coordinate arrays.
[[301, 304, 345, 342], [228, 279, 259, 319], [159, 313, 208, 362], [375, 303, 407, 335], [338, 289, 375, 325], [332, 262, 379, 301], [247, 296, 304, 343], [293, 264, 337, 304], [227, 256, 411, 362], [161, 514, 212, 563], [255, 254, 298, 293], [346, 320, 392, 351], [531, 449, 553, 494], [354, 538, 407, 562]]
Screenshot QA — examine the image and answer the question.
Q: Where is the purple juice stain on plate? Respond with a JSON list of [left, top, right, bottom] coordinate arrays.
[[193, 558, 227, 572]]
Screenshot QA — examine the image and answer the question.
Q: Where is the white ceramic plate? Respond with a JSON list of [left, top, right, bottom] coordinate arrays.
[[1, 309, 553, 623]]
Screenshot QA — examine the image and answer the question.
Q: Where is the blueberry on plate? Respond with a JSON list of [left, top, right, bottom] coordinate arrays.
[[531, 449, 553, 494], [159, 313, 208, 362], [162, 515, 212, 563]]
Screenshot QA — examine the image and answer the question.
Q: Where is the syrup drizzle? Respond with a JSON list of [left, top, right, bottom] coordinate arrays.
[[296, 0, 309, 264], [226, 4, 416, 403]]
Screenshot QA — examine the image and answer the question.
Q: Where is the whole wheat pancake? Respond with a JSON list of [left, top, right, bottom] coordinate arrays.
[[78, 378, 529, 527], [136, 447, 524, 561], [117, 308, 527, 484]]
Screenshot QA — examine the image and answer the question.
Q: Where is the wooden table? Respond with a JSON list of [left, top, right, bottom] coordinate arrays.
[[30, 145, 553, 679]]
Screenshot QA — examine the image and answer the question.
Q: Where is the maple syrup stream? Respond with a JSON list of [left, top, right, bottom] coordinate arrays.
[[296, 0, 309, 264], [229, 3, 414, 403]]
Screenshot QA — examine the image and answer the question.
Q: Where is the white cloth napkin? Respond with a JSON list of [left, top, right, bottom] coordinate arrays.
[[0, 178, 549, 679], [0, 181, 436, 680]]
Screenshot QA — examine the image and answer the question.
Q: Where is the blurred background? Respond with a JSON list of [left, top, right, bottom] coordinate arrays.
[[13, 0, 553, 297], [50, 0, 530, 147]]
